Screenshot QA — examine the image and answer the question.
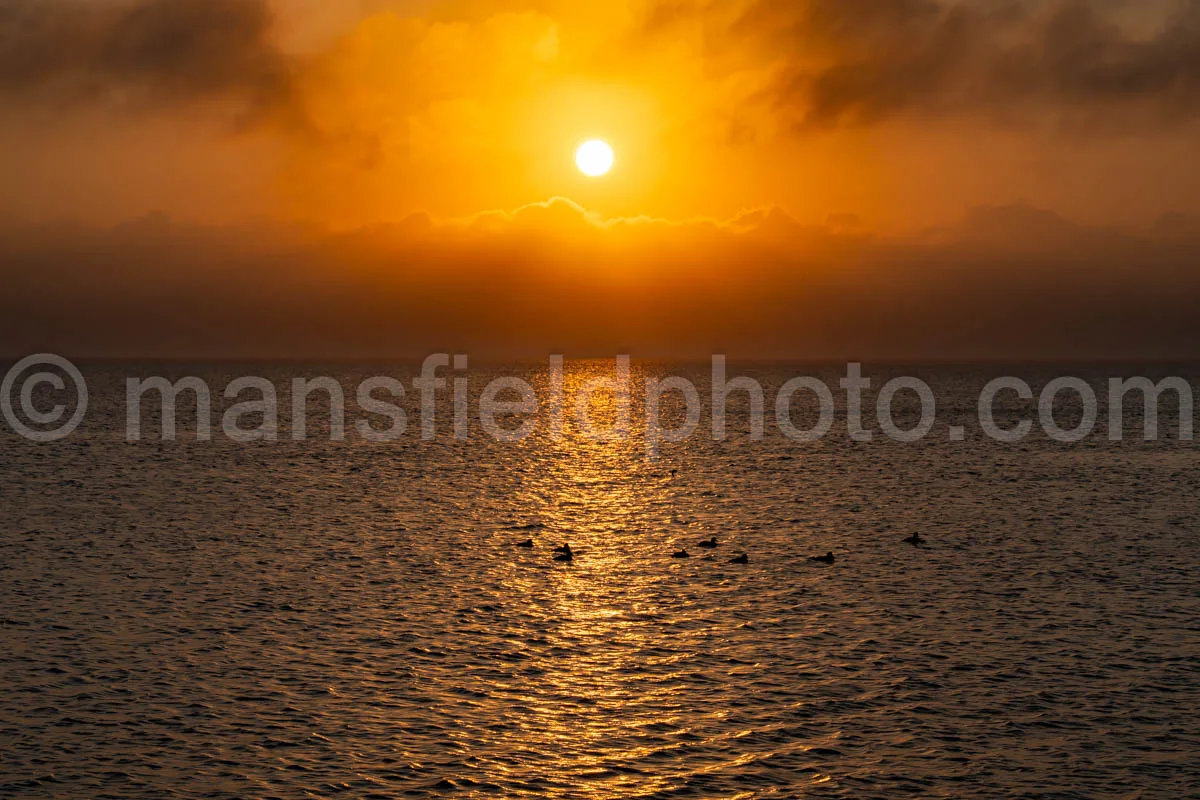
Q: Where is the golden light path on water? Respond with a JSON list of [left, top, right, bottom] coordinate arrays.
[[488, 365, 710, 796], [437, 362, 848, 796]]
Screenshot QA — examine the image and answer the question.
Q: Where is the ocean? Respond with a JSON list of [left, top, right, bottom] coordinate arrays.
[[2, 361, 1197, 798]]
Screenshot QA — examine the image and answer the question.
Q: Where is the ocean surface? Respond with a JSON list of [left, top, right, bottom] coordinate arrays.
[[2, 362, 1198, 799]]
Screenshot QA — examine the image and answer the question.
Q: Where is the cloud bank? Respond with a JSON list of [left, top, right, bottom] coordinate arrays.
[[2, 198, 1199, 359]]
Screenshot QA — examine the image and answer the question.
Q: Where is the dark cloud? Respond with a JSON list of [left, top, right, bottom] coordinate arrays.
[[0, 0, 298, 123], [829, 0, 1199, 126], [691, 0, 1200, 128]]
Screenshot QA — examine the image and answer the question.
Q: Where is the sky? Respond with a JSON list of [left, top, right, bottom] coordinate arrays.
[[2, 0, 1200, 357]]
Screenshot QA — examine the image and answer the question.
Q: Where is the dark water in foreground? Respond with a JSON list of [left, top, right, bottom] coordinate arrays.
[[2, 363, 1198, 798]]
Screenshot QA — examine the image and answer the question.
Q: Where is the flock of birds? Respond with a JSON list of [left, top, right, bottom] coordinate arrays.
[[514, 531, 924, 565]]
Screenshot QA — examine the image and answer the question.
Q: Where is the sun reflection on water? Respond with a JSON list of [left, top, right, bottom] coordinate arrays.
[[481, 360, 721, 793]]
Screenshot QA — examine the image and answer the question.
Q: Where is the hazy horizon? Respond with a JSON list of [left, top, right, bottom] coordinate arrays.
[[3, 197, 1200, 359]]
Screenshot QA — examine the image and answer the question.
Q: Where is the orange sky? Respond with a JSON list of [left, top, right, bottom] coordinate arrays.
[[2, 0, 1199, 230], [3, 0, 1200, 357]]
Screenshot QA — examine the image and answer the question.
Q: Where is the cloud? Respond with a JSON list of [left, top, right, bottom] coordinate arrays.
[[2, 200, 1199, 359], [4, 0, 1200, 140], [658, 0, 1200, 130], [0, 0, 298, 125]]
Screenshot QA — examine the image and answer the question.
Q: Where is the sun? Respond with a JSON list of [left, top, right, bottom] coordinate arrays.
[[576, 140, 614, 177]]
